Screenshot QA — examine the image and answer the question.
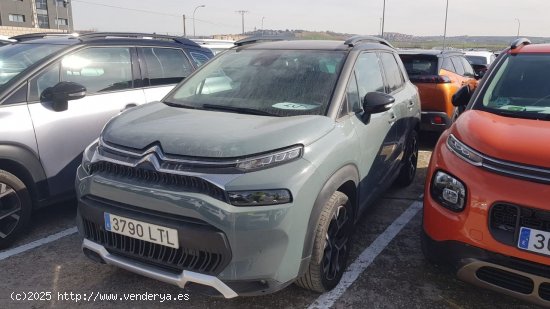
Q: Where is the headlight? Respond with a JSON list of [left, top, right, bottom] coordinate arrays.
[[236, 146, 303, 172], [228, 189, 292, 206], [82, 139, 99, 174], [446, 134, 482, 166], [430, 171, 467, 212]]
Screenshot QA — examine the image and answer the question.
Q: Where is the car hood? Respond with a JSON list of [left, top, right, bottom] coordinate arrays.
[[102, 102, 335, 158], [453, 110, 550, 168]]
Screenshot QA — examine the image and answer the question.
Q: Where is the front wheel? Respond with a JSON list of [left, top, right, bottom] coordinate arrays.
[[394, 130, 419, 187], [0, 170, 32, 249], [295, 191, 354, 292]]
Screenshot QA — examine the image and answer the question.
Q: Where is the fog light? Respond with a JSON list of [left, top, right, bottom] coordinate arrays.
[[430, 171, 466, 212], [228, 189, 292, 206]]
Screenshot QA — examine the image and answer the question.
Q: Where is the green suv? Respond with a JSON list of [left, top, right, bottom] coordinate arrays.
[[76, 36, 421, 297]]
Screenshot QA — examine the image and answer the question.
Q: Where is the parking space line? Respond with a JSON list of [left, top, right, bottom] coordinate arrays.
[[0, 227, 77, 261], [307, 200, 423, 309]]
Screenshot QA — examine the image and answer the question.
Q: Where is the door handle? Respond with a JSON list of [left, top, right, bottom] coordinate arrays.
[[121, 103, 137, 112]]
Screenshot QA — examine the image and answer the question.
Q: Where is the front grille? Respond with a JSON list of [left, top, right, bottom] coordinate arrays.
[[490, 203, 550, 247], [482, 156, 550, 184], [90, 161, 227, 202], [83, 219, 226, 275], [490, 204, 519, 245], [539, 283, 550, 301], [476, 266, 534, 294]]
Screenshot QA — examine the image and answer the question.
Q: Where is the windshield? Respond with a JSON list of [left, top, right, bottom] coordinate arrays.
[[465, 55, 489, 65], [165, 49, 346, 117], [478, 54, 550, 119], [0, 43, 65, 89]]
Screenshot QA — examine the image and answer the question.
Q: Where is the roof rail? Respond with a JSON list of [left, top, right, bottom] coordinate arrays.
[[10, 32, 77, 42], [511, 38, 531, 50], [234, 35, 293, 46], [344, 35, 394, 48], [77, 32, 200, 47]]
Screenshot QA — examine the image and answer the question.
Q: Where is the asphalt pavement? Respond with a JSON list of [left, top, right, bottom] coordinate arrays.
[[0, 133, 540, 308]]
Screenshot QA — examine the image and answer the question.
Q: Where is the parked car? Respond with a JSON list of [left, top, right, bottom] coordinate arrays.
[[422, 38, 550, 307], [399, 50, 478, 131], [76, 36, 421, 297], [191, 39, 235, 54], [0, 32, 213, 248], [465, 50, 496, 77]]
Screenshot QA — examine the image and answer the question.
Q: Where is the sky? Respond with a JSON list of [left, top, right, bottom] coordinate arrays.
[[71, 0, 549, 37]]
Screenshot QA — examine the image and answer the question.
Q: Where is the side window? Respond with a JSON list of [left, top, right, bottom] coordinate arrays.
[[189, 51, 212, 67], [61, 47, 133, 93], [380, 52, 405, 93], [29, 63, 60, 102], [346, 72, 361, 113], [142, 48, 194, 86], [354, 53, 385, 101], [451, 57, 465, 76], [442, 57, 455, 73], [460, 57, 475, 76]]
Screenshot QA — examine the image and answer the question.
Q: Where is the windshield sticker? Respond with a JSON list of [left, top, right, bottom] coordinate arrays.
[[502, 105, 527, 112], [272, 102, 319, 110], [493, 97, 511, 107]]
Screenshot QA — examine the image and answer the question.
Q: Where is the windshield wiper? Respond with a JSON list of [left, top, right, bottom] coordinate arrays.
[[163, 100, 203, 110], [202, 104, 279, 117], [489, 108, 550, 120]]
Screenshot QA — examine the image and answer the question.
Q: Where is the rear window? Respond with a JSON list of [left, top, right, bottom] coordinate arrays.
[[400, 55, 438, 76], [465, 55, 488, 65]]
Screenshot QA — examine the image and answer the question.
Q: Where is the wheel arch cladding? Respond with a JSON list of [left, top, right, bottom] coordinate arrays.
[[301, 164, 359, 259], [0, 144, 48, 204]]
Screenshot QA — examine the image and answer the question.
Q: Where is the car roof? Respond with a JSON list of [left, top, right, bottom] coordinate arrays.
[[9, 32, 209, 51], [513, 43, 550, 54], [398, 49, 464, 57], [237, 39, 394, 52]]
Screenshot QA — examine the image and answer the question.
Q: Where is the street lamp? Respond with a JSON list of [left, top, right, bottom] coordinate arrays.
[[443, 0, 449, 50], [261, 16, 265, 35], [515, 18, 521, 38], [193, 4, 206, 38], [381, 0, 386, 38]]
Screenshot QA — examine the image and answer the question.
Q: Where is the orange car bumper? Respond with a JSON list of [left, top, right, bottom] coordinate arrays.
[[423, 131, 550, 305], [424, 130, 550, 264]]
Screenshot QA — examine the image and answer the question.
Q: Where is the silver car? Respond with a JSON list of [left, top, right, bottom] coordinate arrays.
[[0, 32, 213, 248]]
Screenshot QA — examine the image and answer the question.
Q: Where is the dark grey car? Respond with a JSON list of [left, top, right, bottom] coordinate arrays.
[[76, 36, 421, 297]]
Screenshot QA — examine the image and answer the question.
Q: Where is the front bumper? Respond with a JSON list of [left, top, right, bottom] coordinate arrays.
[[422, 231, 550, 307], [82, 239, 238, 298], [75, 157, 320, 297]]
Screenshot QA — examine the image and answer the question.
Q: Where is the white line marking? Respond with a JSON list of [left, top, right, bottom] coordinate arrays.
[[307, 201, 423, 309], [0, 226, 77, 261]]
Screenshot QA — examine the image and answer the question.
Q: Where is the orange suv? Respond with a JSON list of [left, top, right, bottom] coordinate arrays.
[[422, 39, 550, 306], [399, 50, 478, 131]]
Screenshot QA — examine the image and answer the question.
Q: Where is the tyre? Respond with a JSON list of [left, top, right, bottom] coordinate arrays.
[[296, 191, 354, 292], [394, 129, 419, 187], [0, 170, 32, 249]]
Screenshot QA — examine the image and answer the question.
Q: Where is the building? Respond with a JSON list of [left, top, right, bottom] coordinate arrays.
[[0, 0, 73, 36]]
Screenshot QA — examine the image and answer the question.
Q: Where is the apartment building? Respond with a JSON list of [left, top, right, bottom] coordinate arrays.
[[0, 0, 73, 31]]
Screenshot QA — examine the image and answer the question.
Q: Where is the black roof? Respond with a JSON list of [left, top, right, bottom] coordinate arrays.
[[398, 49, 464, 57], [236, 39, 394, 52], [10, 32, 208, 51]]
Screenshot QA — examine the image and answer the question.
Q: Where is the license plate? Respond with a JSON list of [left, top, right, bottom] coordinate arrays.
[[518, 227, 550, 257], [104, 213, 179, 249]]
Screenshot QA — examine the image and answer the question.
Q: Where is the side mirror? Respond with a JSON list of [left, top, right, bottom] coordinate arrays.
[[41, 81, 87, 112], [452, 85, 472, 107], [363, 92, 395, 114]]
